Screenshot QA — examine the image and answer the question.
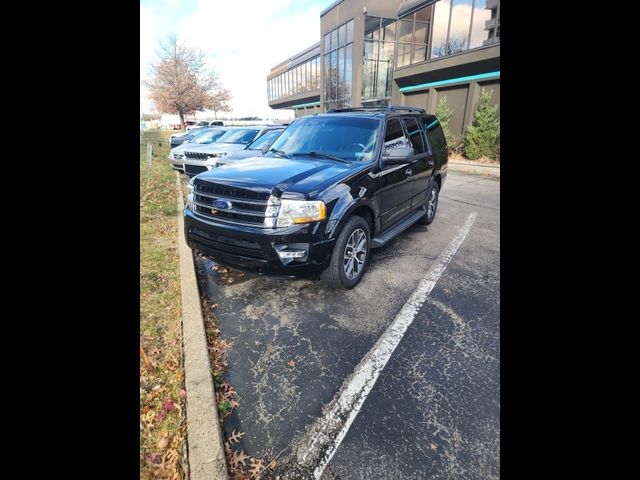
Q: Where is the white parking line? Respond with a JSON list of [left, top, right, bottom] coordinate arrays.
[[296, 212, 478, 478]]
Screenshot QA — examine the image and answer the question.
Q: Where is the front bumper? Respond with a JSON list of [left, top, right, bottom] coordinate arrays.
[[184, 206, 335, 277], [169, 157, 184, 171]]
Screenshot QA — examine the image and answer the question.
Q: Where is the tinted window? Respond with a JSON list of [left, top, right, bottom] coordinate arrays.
[[248, 129, 283, 150], [384, 118, 409, 153], [269, 115, 379, 162], [217, 129, 260, 145], [404, 118, 426, 154], [424, 119, 447, 158]]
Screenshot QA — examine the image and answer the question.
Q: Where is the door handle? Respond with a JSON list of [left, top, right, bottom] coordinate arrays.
[[405, 168, 413, 176]]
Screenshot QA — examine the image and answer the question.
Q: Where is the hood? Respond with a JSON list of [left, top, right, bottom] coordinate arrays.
[[186, 142, 248, 154], [218, 149, 262, 163], [196, 156, 367, 198]]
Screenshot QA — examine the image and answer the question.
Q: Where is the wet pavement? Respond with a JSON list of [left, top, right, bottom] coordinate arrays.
[[195, 171, 500, 479]]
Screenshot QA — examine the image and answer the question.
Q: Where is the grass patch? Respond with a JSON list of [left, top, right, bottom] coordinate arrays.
[[140, 130, 186, 480]]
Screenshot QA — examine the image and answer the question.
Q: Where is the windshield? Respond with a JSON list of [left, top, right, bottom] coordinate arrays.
[[196, 121, 209, 126], [216, 128, 260, 145], [268, 116, 379, 161], [248, 129, 284, 150], [190, 128, 226, 144]]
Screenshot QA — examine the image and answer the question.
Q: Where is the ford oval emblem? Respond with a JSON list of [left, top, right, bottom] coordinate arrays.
[[213, 199, 232, 210]]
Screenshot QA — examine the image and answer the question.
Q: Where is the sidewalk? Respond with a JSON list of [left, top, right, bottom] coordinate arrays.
[[448, 159, 500, 178]]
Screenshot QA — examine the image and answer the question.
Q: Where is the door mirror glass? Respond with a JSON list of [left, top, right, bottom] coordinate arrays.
[[382, 146, 414, 164]]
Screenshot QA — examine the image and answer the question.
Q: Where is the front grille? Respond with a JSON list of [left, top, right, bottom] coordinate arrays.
[[184, 151, 210, 160], [185, 164, 208, 175], [192, 180, 276, 228]]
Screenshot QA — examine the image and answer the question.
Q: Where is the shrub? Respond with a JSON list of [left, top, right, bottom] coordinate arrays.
[[435, 96, 461, 154], [463, 88, 500, 160]]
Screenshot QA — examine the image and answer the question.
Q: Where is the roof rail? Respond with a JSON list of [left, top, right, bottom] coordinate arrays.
[[385, 105, 426, 113], [326, 105, 426, 114], [326, 106, 387, 113]]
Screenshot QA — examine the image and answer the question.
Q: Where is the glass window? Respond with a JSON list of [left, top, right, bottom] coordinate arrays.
[[415, 5, 432, 22], [269, 115, 380, 162], [330, 29, 338, 52], [449, 0, 472, 52], [346, 19, 354, 44], [337, 47, 345, 99], [398, 19, 413, 44], [469, 0, 491, 49], [412, 44, 427, 64], [330, 49, 337, 100], [247, 129, 283, 150], [414, 21, 428, 44], [382, 18, 396, 41], [384, 118, 409, 153], [397, 43, 411, 68], [345, 43, 352, 96], [338, 24, 346, 47], [324, 33, 330, 53], [365, 16, 380, 39], [217, 128, 261, 145], [431, 0, 451, 58], [404, 118, 426, 154], [192, 128, 227, 144]]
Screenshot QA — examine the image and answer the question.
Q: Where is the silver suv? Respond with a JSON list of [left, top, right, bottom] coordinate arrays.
[[182, 126, 284, 177], [168, 127, 228, 171]]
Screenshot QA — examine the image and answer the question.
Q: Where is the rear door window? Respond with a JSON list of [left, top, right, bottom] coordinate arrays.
[[384, 118, 410, 154], [403, 117, 427, 155]]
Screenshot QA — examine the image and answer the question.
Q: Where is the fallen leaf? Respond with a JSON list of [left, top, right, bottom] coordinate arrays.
[[430, 443, 437, 450], [211, 303, 220, 309], [287, 359, 296, 368], [179, 389, 187, 400], [249, 458, 265, 476], [227, 430, 245, 444], [157, 435, 169, 450], [164, 399, 175, 411], [150, 453, 162, 464]]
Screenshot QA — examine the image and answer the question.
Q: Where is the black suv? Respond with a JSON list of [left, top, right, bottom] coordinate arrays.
[[184, 106, 448, 288]]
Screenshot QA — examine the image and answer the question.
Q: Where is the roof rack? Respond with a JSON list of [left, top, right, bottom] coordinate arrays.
[[326, 106, 387, 113], [385, 105, 426, 113], [326, 105, 426, 114]]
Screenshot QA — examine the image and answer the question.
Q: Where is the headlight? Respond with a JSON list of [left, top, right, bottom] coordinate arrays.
[[276, 200, 326, 227], [169, 150, 174, 159], [186, 178, 196, 210]]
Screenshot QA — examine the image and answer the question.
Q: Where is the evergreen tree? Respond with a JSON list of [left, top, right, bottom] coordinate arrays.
[[463, 88, 500, 160], [435, 96, 462, 154]]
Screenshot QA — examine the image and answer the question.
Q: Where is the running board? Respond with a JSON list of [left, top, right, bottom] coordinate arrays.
[[371, 206, 426, 248]]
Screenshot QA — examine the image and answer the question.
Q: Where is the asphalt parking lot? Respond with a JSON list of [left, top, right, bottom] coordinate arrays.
[[195, 170, 500, 479]]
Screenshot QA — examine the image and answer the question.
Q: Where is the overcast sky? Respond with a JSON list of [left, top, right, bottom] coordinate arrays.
[[140, 0, 335, 120]]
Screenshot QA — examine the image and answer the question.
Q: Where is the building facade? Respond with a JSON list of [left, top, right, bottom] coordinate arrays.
[[266, 0, 500, 136]]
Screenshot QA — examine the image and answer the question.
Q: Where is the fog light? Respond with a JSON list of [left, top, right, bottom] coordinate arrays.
[[277, 250, 306, 259], [275, 243, 309, 265]]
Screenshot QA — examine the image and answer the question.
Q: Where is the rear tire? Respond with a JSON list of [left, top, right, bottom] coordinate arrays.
[[417, 181, 439, 225], [321, 215, 371, 289]]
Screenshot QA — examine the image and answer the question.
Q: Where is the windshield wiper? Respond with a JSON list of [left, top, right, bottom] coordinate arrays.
[[268, 148, 289, 159], [291, 152, 349, 164]]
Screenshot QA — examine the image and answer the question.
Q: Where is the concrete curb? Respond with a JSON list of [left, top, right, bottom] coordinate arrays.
[[448, 161, 500, 178], [176, 172, 229, 480]]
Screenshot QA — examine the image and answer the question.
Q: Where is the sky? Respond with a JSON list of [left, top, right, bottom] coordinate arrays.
[[140, 0, 336, 120]]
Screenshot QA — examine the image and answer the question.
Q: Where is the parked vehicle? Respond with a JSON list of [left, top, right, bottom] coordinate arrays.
[[181, 126, 283, 177], [184, 106, 448, 288], [168, 127, 228, 171], [213, 127, 285, 168], [170, 127, 207, 149], [209, 121, 224, 126]]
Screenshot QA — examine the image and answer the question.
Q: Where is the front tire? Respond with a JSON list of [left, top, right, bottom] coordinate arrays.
[[321, 215, 371, 289], [417, 181, 439, 225]]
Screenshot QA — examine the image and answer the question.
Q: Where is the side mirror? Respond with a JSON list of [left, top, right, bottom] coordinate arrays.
[[382, 146, 414, 164]]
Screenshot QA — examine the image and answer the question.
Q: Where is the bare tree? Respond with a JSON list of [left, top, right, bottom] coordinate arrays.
[[144, 35, 232, 129], [432, 36, 467, 58]]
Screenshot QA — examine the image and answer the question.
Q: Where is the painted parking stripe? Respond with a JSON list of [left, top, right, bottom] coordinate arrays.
[[295, 212, 478, 478]]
